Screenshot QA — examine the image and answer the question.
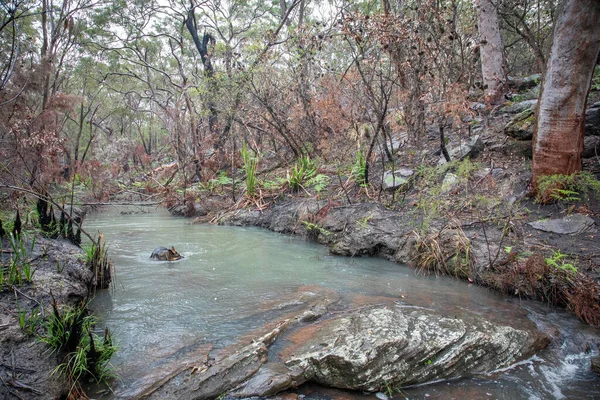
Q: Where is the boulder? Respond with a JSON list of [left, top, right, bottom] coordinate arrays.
[[283, 306, 548, 392], [504, 109, 535, 140], [500, 99, 538, 114], [508, 74, 541, 91], [169, 202, 208, 217], [382, 168, 414, 191], [586, 102, 600, 136], [439, 135, 484, 165], [582, 135, 600, 158]]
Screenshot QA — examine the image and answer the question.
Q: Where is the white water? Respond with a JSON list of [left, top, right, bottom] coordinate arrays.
[[86, 206, 600, 399]]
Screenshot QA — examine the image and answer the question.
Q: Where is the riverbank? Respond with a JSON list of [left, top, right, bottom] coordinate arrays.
[[194, 101, 600, 329], [215, 193, 600, 327], [0, 235, 100, 399]]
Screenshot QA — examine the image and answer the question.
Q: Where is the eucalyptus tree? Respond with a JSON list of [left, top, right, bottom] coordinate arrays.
[[498, 0, 557, 74], [474, 0, 507, 104], [531, 0, 600, 194], [0, 0, 38, 92], [0, 0, 118, 191]]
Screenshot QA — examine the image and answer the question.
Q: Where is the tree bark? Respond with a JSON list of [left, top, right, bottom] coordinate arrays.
[[531, 0, 600, 188], [186, 9, 218, 133], [474, 0, 507, 105]]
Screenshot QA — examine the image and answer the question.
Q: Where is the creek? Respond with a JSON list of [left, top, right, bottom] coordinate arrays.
[[86, 206, 600, 399]]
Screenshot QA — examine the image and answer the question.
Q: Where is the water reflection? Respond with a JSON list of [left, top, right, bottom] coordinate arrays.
[[86, 206, 600, 399]]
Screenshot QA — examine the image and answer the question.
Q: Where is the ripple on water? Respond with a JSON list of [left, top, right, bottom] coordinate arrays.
[[86, 207, 600, 399]]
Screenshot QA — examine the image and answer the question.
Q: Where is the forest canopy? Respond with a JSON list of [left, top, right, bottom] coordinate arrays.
[[0, 0, 595, 203]]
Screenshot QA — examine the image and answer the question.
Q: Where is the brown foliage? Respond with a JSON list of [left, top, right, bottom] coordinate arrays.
[[488, 253, 600, 327], [566, 275, 600, 327]]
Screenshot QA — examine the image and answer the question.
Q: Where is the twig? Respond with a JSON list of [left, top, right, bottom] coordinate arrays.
[[11, 286, 45, 317], [337, 172, 352, 205], [0, 375, 26, 400]]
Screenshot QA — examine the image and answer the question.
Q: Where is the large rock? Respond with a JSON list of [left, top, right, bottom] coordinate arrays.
[[439, 135, 484, 165], [504, 109, 535, 140], [282, 306, 548, 392], [508, 74, 541, 91], [528, 214, 596, 235], [583, 135, 600, 158], [501, 99, 538, 114], [169, 202, 208, 217], [586, 102, 600, 136]]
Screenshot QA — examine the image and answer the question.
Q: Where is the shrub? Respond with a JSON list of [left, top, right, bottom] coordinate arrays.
[[287, 155, 317, 192], [535, 172, 600, 204]]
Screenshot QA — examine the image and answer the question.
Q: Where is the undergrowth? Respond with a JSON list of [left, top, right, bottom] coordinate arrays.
[[487, 251, 600, 326], [1, 233, 37, 289], [412, 223, 474, 280], [535, 171, 600, 204], [41, 297, 117, 398]]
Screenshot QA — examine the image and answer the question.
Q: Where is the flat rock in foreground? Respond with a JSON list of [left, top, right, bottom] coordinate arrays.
[[152, 301, 548, 399]]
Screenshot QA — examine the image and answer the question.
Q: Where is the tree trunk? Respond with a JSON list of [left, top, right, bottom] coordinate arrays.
[[531, 0, 600, 189], [474, 0, 507, 105]]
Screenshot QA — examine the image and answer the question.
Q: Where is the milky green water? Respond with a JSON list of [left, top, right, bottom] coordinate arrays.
[[86, 206, 600, 399]]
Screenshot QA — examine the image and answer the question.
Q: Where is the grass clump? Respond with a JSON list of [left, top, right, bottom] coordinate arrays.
[[1, 233, 37, 289], [241, 143, 259, 196], [288, 155, 317, 192], [412, 224, 474, 280], [351, 149, 366, 185], [41, 297, 117, 397], [84, 233, 113, 291]]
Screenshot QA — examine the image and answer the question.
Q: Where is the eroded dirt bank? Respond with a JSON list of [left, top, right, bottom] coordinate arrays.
[[0, 236, 94, 399]]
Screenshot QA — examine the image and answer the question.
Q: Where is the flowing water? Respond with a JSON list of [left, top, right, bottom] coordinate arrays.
[[86, 206, 600, 399]]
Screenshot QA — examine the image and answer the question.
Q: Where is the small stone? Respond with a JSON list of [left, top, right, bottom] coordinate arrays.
[[441, 173, 459, 193], [375, 392, 389, 400], [382, 169, 413, 191]]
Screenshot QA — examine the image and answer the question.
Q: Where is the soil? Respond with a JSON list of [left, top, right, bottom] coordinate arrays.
[[0, 236, 94, 399]]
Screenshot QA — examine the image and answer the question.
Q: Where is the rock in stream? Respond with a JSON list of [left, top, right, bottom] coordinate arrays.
[[142, 301, 548, 399]]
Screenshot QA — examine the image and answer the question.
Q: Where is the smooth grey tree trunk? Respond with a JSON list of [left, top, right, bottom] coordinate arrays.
[[474, 0, 507, 104], [532, 0, 600, 189]]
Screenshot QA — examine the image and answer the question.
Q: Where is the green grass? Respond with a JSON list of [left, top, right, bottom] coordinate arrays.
[[241, 143, 259, 196], [41, 300, 117, 396], [1, 233, 37, 289], [536, 172, 600, 204], [288, 155, 317, 192], [351, 149, 366, 185]]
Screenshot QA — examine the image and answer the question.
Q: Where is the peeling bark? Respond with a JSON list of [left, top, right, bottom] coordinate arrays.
[[532, 0, 600, 188]]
